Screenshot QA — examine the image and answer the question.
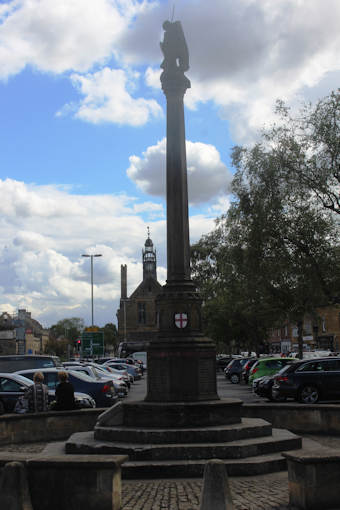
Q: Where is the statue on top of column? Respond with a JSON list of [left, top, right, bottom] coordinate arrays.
[[160, 20, 189, 74]]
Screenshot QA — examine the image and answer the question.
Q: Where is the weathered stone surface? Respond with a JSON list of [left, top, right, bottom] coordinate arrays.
[[66, 428, 302, 478], [27, 455, 127, 510], [95, 418, 272, 444], [120, 399, 242, 427], [96, 401, 123, 427], [0, 408, 102, 445], [69, 428, 301, 461], [146, 337, 218, 402], [199, 459, 234, 510], [284, 448, 340, 509], [0, 461, 33, 510], [242, 402, 340, 435]]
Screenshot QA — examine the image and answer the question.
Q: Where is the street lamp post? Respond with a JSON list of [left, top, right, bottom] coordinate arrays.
[[82, 254, 102, 326]]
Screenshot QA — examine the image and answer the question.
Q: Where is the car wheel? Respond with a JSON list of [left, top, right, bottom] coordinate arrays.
[[298, 385, 319, 404], [0, 400, 4, 415], [230, 373, 240, 384]]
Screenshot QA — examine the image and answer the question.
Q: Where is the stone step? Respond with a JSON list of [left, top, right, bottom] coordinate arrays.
[[121, 450, 292, 479], [94, 417, 272, 444], [66, 428, 301, 462]]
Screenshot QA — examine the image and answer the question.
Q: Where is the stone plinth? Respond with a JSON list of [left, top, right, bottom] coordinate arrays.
[[27, 455, 127, 510], [146, 337, 218, 402], [284, 448, 340, 509], [0, 453, 127, 510], [95, 400, 242, 430]]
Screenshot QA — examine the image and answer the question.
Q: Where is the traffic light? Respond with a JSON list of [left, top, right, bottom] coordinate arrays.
[[76, 339, 81, 352]]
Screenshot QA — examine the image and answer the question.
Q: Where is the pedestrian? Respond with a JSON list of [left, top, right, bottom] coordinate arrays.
[[25, 372, 49, 413], [54, 371, 76, 411]]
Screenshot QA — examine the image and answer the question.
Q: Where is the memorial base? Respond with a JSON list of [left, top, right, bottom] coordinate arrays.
[[145, 337, 218, 402]]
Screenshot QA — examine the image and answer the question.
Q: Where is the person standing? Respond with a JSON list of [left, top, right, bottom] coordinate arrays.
[[54, 371, 75, 411], [25, 372, 49, 413]]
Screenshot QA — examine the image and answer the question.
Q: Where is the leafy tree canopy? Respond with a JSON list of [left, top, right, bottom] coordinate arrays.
[[192, 90, 340, 357]]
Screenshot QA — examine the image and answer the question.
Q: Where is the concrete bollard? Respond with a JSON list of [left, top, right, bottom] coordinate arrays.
[[199, 459, 234, 510], [0, 461, 33, 510]]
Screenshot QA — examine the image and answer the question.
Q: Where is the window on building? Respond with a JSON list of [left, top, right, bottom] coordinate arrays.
[[138, 303, 146, 324]]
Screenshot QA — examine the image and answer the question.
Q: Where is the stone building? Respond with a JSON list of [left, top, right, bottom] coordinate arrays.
[[0, 309, 49, 355], [116, 232, 162, 345], [267, 304, 340, 353], [0, 312, 16, 354]]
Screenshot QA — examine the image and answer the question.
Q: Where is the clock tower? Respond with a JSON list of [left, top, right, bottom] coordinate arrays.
[[142, 227, 157, 281]]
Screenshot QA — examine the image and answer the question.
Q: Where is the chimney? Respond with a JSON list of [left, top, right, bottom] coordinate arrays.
[[121, 264, 127, 299]]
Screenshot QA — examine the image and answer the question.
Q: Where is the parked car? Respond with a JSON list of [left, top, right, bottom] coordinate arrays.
[[130, 351, 147, 371], [0, 355, 62, 372], [105, 362, 141, 381], [272, 357, 340, 404], [15, 368, 117, 408], [0, 372, 95, 414], [62, 361, 84, 368], [242, 359, 257, 384], [93, 357, 118, 365], [216, 355, 233, 372], [248, 357, 295, 386], [224, 358, 253, 384], [254, 363, 295, 401], [66, 364, 128, 398], [103, 363, 132, 386]]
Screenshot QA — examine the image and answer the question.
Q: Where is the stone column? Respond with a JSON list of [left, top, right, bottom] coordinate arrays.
[[164, 73, 191, 283], [145, 21, 218, 403]]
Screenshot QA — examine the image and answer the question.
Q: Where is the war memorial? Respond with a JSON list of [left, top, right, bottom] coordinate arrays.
[[0, 19, 340, 510]]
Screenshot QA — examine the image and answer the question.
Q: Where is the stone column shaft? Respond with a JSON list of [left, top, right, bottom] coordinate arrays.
[[165, 89, 190, 282]]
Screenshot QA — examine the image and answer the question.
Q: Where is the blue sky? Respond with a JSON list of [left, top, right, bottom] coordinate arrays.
[[0, 0, 339, 327]]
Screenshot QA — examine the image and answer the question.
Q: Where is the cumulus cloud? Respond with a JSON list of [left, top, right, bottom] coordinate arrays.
[[127, 138, 232, 204], [124, 0, 340, 140], [58, 67, 162, 125], [1, 0, 339, 135], [0, 179, 213, 326], [0, 0, 140, 78]]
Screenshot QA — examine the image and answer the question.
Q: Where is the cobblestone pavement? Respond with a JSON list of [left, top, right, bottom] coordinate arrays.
[[122, 472, 291, 510], [1, 435, 340, 509]]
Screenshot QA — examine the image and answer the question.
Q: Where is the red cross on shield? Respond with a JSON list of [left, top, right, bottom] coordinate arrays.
[[174, 313, 188, 329]]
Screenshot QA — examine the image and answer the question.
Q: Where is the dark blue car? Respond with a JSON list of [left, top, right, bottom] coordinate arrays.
[[16, 368, 118, 408]]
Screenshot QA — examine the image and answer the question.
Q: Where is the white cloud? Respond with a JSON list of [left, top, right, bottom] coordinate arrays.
[[58, 67, 162, 125], [1, 0, 338, 135], [0, 0, 141, 78], [127, 138, 232, 204], [121, 0, 340, 140], [0, 179, 214, 326]]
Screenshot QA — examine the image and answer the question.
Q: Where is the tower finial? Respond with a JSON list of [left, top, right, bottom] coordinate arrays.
[[171, 4, 175, 22], [147, 226, 150, 239]]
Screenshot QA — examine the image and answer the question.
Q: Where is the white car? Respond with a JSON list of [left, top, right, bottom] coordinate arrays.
[[66, 364, 128, 398], [103, 363, 132, 386]]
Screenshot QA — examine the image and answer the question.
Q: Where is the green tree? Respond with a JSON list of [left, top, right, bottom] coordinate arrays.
[[47, 317, 85, 358], [192, 91, 340, 358], [49, 317, 84, 342], [100, 323, 119, 353], [265, 89, 340, 214]]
